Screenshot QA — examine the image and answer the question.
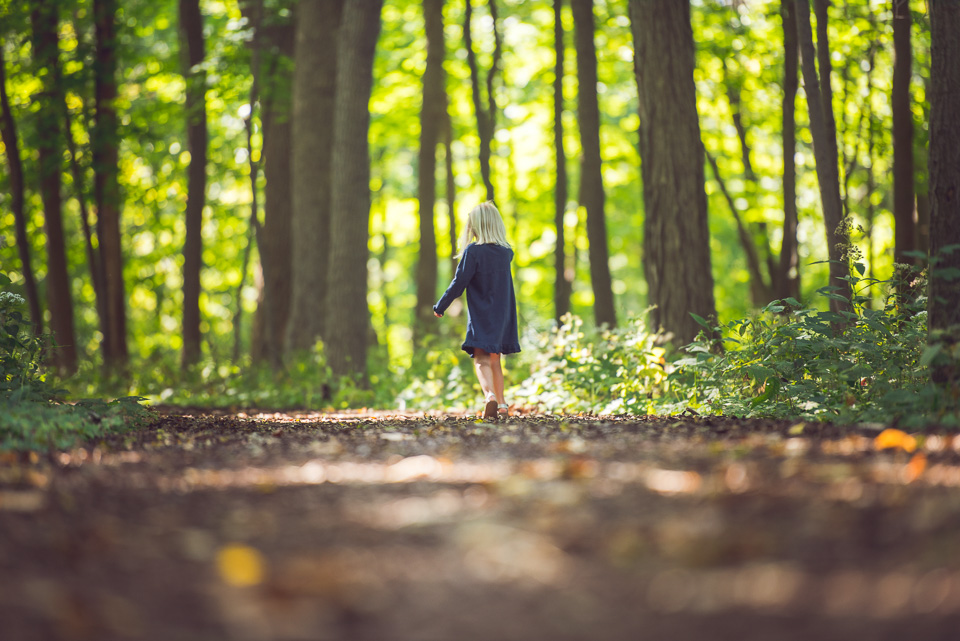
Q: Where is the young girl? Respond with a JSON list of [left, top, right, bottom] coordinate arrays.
[[434, 201, 520, 420]]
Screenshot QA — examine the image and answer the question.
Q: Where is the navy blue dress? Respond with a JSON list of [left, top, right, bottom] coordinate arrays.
[[434, 243, 521, 357]]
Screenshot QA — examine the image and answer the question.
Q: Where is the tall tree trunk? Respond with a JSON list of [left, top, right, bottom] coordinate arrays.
[[93, 0, 128, 369], [179, 0, 207, 366], [795, 0, 850, 313], [286, 0, 343, 353], [892, 0, 916, 265], [444, 111, 457, 277], [31, 1, 78, 374], [630, 0, 716, 347], [927, 0, 960, 355], [572, 0, 615, 328], [0, 40, 43, 335], [415, 0, 445, 347], [553, 0, 571, 324], [242, 1, 295, 367], [463, 0, 500, 202], [777, 0, 800, 301], [325, 0, 382, 379]]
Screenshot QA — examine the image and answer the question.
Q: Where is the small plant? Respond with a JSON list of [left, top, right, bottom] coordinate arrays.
[[0, 273, 153, 451]]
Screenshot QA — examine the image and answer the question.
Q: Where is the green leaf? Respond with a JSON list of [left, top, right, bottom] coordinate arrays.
[[919, 344, 942, 368], [690, 313, 712, 330], [0, 273, 11, 286]]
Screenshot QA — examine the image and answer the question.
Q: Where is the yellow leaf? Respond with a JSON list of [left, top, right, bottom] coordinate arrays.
[[216, 544, 265, 587], [788, 423, 805, 436], [903, 453, 927, 483], [874, 429, 917, 453]]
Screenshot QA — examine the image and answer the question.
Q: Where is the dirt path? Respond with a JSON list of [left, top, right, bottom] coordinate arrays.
[[2, 409, 960, 640]]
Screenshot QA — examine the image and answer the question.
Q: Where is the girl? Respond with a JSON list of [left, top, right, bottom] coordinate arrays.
[[434, 201, 520, 420]]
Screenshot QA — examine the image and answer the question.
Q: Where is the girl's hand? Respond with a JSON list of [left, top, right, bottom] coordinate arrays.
[[434, 311, 442, 318]]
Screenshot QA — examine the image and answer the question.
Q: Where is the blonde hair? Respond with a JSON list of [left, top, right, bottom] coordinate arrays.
[[457, 201, 510, 257]]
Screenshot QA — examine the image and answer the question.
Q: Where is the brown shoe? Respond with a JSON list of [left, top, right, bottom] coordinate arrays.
[[483, 399, 498, 420]]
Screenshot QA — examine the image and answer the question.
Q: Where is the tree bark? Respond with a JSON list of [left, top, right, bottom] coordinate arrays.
[[631, 0, 716, 347], [928, 0, 960, 338], [463, 0, 500, 202], [892, 0, 916, 265], [572, 0, 615, 329], [179, 0, 207, 366], [795, 0, 850, 313], [777, 0, 800, 301], [286, 0, 343, 354], [0, 39, 43, 336], [444, 111, 457, 277], [553, 0, 571, 324], [31, 1, 78, 374], [325, 0, 383, 379], [93, 0, 128, 369], [414, 0, 445, 347]]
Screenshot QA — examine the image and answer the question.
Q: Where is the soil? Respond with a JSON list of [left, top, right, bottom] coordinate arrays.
[[2, 408, 960, 640]]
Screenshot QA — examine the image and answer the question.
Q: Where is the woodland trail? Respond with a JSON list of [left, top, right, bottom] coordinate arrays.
[[2, 408, 960, 640]]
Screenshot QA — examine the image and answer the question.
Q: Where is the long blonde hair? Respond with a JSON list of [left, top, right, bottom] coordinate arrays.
[[457, 201, 510, 257]]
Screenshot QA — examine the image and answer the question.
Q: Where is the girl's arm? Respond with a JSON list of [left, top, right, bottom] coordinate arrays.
[[433, 247, 476, 316]]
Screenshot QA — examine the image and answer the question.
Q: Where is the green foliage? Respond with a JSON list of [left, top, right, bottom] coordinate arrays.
[[0, 273, 152, 451], [666, 265, 959, 427], [512, 314, 668, 415]]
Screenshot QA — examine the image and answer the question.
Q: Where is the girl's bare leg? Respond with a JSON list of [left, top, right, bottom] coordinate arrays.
[[473, 348, 496, 401], [489, 352, 505, 406]]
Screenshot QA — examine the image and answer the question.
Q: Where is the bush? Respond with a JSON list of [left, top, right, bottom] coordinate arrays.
[[663, 263, 960, 427], [0, 273, 152, 451]]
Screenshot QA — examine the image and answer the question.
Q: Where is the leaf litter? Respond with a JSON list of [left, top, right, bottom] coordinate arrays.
[[3, 408, 960, 640]]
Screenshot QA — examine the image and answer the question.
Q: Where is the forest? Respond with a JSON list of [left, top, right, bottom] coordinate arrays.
[[5, 3, 960, 638], [1, 0, 960, 433]]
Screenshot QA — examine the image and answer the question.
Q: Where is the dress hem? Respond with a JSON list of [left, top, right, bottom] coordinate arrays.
[[462, 341, 522, 357]]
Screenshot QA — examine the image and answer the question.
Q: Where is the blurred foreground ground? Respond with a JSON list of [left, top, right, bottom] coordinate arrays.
[[2, 409, 960, 640]]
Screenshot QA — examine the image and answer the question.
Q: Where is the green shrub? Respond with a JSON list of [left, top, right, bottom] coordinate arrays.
[[665, 263, 959, 426], [0, 273, 152, 451]]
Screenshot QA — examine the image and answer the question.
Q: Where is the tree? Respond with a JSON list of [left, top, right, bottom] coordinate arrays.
[[553, 0, 571, 324], [179, 0, 207, 366], [286, 0, 343, 354], [463, 0, 501, 202], [325, 0, 383, 379], [795, 0, 850, 313], [0, 38, 43, 336], [241, 0, 295, 366], [93, 0, 128, 369], [572, 0, 615, 328], [630, 0, 716, 347], [777, 0, 801, 302], [31, 1, 78, 374], [414, 0, 446, 346], [892, 0, 915, 265], [927, 0, 960, 356]]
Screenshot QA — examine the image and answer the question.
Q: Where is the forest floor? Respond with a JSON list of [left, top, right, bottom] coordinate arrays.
[[2, 408, 960, 641]]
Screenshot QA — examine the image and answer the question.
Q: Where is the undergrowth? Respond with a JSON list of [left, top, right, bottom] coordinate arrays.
[[1, 273, 153, 451]]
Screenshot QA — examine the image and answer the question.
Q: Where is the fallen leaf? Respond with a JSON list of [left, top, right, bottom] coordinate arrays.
[[216, 544, 265, 587], [874, 429, 917, 453], [902, 453, 927, 483]]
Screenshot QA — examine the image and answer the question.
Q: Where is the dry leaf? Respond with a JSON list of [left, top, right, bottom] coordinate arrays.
[[874, 429, 917, 453]]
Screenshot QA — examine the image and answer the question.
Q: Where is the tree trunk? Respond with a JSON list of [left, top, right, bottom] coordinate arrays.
[[630, 0, 716, 347], [0, 40, 43, 336], [286, 0, 343, 353], [553, 0, 571, 324], [325, 0, 382, 379], [892, 0, 916, 265], [795, 0, 850, 313], [30, 1, 78, 374], [179, 0, 207, 367], [777, 0, 800, 301], [93, 0, 128, 369], [243, 1, 295, 367], [572, 0, 616, 329], [928, 0, 960, 341], [463, 0, 500, 202], [414, 0, 445, 347], [444, 111, 457, 277]]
